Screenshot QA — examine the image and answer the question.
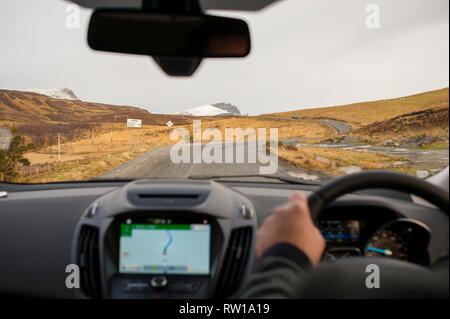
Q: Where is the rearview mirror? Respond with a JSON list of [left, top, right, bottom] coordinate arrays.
[[87, 9, 251, 58]]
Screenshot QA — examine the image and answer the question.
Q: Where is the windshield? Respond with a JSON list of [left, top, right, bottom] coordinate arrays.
[[0, 0, 448, 184]]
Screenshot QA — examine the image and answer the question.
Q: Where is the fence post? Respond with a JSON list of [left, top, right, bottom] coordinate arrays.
[[58, 133, 61, 162]]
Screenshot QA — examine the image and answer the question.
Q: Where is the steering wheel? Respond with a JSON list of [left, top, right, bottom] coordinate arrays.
[[304, 171, 449, 298]]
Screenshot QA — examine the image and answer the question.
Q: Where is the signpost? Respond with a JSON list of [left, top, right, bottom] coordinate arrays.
[[127, 119, 142, 129], [127, 119, 142, 149]]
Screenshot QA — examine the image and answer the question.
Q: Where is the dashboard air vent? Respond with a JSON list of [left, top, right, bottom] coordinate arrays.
[[215, 227, 253, 298], [77, 225, 102, 298]]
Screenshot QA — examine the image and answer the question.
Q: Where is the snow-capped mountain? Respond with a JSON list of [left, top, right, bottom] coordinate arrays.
[[174, 103, 241, 116], [211, 103, 241, 116], [26, 88, 80, 100]]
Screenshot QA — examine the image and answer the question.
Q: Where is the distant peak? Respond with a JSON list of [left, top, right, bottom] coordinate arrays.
[[26, 88, 80, 101], [173, 103, 242, 116], [212, 102, 241, 116], [174, 104, 230, 116]]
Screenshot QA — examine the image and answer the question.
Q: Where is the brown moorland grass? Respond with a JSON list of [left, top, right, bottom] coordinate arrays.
[[277, 144, 405, 176], [20, 124, 174, 183], [25, 124, 174, 164], [0, 89, 189, 125], [266, 88, 449, 127], [193, 117, 335, 141], [353, 107, 449, 138], [21, 149, 151, 183], [0, 89, 191, 148], [324, 107, 450, 147]]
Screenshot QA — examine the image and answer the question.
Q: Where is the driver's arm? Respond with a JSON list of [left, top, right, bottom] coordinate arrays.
[[238, 191, 325, 299]]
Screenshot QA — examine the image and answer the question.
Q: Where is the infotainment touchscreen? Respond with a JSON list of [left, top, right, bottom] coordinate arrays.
[[119, 223, 210, 275]]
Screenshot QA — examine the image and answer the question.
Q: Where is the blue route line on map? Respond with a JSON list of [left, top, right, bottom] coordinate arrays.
[[163, 230, 173, 256]]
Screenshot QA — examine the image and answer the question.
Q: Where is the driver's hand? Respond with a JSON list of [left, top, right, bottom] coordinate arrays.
[[255, 191, 325, 266]]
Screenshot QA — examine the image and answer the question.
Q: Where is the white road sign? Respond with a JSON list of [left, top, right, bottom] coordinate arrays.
[[127, 119, 142, 128], [167, 120, 173, 127]]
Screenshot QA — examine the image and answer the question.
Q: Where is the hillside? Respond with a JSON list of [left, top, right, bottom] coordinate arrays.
[[355, 107, 449, 136], [0, 89, 189, 125], [0, 89, 190, 145], [266, 88, 449, 127]]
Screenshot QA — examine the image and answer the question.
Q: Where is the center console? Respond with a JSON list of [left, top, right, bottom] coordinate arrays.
[[71, 180, 257, 299]]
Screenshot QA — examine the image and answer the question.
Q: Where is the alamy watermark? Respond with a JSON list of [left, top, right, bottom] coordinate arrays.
[[169, 120, 279, 174], [365, 4, 381, 29], [65, 4, 81, 29], [65, 264, 80, 289], [365, 264, 380, 289]]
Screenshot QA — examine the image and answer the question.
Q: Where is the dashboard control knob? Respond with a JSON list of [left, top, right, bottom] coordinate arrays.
[[150, 276, 168, 288]]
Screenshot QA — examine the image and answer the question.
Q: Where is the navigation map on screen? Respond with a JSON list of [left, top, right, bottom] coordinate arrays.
[[119, 223, 210, 275]]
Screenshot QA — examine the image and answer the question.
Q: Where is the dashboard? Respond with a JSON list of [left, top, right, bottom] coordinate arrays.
[[0, 180, 448, 299]]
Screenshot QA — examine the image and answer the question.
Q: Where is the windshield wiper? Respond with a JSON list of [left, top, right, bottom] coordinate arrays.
[[188, 174, 320, 185]]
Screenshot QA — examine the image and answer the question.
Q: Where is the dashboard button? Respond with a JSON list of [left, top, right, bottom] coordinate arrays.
[[150, 276, 168, 288]]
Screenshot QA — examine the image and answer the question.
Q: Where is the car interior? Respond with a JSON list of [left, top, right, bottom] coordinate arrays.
[[0, 168, 448, 298], [0, 0, 448, 300]]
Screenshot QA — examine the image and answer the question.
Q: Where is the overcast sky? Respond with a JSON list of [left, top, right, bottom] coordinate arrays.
[[0, 0, 448, 115]]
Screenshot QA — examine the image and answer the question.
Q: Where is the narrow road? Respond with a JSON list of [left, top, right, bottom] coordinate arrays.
[[260, 116, 352, 135], [313, 119, 352, 134], [101, 142, 323, 182]]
